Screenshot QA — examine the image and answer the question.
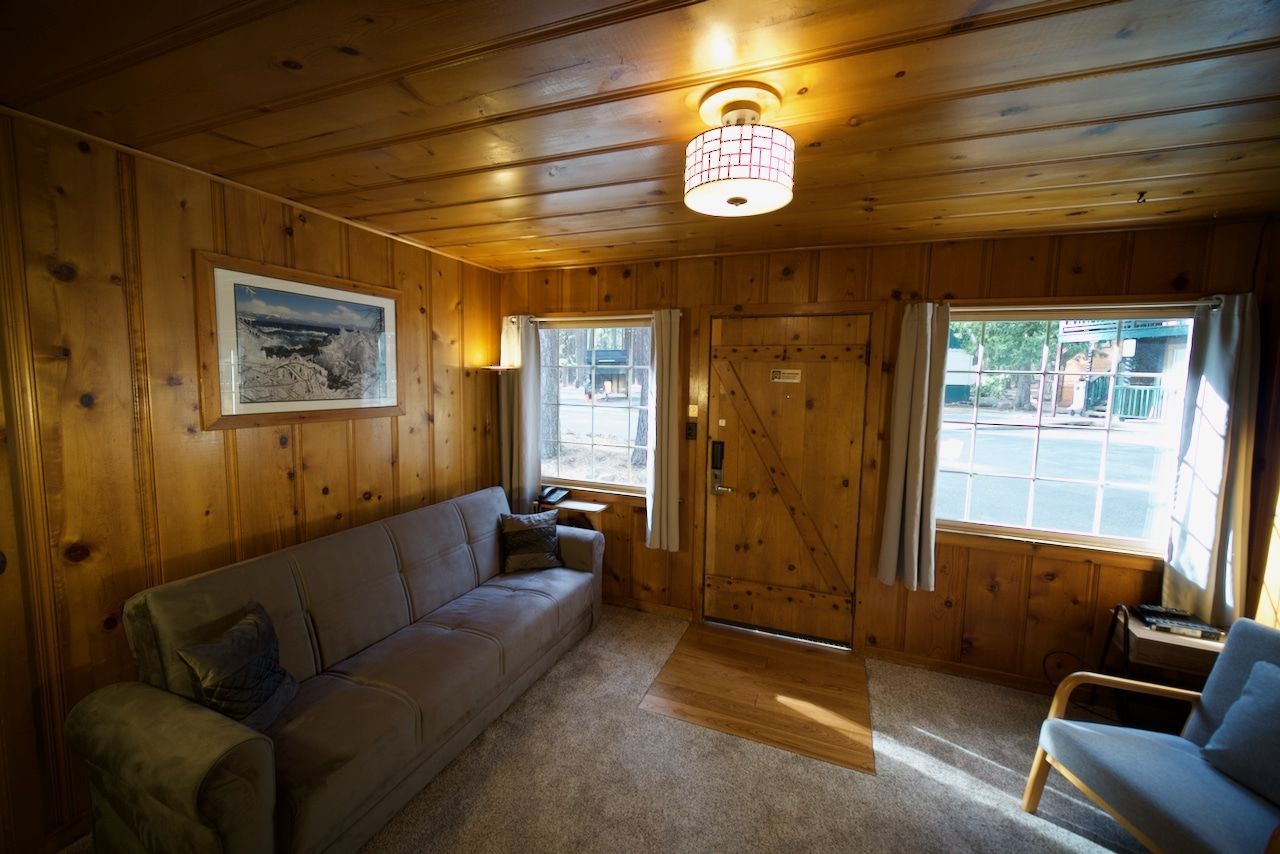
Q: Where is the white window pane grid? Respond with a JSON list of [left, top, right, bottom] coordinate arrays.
[[539, 324, 652, 488], [938, 316, 1191, 545]]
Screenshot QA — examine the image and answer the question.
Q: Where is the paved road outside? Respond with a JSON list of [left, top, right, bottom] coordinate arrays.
[[541, 389, 644, 486], [937, 409, 1178, 543]]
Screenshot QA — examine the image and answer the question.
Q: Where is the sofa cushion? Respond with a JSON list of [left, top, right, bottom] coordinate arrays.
[[1202, 661, 1280, 805], [289, 524, 410, 668], [382, 501, 476, 620], [452, 487, 510, 583], [268, 674, 417, 854], [419, 585, 558, 676], [1041, 718, 1280, 853], [177, 602, 298, 731], [485, 568, 593, 634], [332, 623, 503, 745], [124, 551, 316, 700]]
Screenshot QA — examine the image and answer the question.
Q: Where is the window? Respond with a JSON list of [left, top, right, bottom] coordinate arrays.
[[936, 311, 1193, 550], [538, 320, 652, 491]]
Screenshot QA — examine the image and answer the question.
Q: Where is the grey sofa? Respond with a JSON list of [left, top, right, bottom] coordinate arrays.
[[66, 487, 604, 853]]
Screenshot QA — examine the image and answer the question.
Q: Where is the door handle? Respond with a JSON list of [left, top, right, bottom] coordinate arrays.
[[710, 440, 732, 494]]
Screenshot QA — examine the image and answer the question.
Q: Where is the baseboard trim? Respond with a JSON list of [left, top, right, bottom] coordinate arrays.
[[861, 646, 1054, 696], [604, 597, 692, 620]]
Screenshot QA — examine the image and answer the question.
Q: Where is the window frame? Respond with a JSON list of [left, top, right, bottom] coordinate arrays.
[[535, 314, 654, 497], [934, 304, 1195, 556]]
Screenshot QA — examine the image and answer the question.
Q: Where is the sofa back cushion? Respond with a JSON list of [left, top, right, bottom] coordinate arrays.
[[384, 502, 475, 619], [1184, 619, 1280, 745], [124, 551, 317, 701], [122, 487, 511, 689], [452, 487, 509, 584], [289, 524, 409, 669]]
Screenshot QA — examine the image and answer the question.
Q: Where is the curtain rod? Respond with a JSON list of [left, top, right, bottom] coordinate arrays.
[[949, 295, 1222, 314], [534, 313, 654, 323]]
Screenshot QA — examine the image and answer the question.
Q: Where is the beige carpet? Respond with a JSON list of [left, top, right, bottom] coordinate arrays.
[[641, 621, 875, 773], [363, 606, 1139, 853]]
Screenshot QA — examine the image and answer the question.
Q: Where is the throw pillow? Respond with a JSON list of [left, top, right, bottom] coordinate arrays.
[[1201, 660, 1280, 804], [178, 602, 298, 731], [501, 509, 563, 572]]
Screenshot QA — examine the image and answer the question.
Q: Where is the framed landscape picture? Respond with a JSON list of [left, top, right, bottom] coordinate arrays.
[[194, 251, 403, 430]]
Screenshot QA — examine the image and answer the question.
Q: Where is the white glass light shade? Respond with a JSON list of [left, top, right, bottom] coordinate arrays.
[[684, 124, 795, 217]]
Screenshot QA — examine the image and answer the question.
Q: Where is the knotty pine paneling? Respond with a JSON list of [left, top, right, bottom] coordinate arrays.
[[6, 2, 1280, 270], [1021, 556, 1095, 683], [0, 114, 501, 845], [134, 155, 234, 579], [393, 241, 434, 514], [1247, 224, 1280, 630], [510, 218, 1280, 690], [430, 255, 465, 499]]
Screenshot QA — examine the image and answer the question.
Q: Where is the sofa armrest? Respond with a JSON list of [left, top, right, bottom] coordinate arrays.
[[557, 524, 604, 573], [66, 681, 275, 853], [1048, 671, 1202, 719], [558, 524, 604, 623]]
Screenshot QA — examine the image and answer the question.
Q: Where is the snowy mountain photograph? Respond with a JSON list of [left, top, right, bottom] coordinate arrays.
[[232, 282, 388, 404]]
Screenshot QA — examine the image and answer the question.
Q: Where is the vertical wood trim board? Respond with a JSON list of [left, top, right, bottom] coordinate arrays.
[[0, 114, 52, 849]]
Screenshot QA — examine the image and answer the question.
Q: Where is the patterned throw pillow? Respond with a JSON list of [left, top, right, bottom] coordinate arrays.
[[500, 509, 563, 572], [178, 601, 298, 731]]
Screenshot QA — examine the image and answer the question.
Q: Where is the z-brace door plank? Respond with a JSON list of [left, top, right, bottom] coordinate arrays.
[[713, 358, 849, 595]]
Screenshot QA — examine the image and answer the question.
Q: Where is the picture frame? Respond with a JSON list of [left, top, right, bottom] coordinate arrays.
[[193, 251, 404, 430]]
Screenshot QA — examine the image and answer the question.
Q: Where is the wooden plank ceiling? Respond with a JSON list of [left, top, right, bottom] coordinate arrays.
[[4, 0, 1279, 271]]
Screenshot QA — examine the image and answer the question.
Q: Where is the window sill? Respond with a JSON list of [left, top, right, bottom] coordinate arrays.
[[935, 521, 1165, 560], [542, 477, 646, 500]]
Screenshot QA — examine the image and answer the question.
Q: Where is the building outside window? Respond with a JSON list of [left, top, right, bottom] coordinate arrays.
[[538, 321, 652, 492], [936, 310, 1194, 550]]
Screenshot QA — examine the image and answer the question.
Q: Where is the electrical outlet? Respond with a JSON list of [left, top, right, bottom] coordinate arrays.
[[685, 421, 697, 440]]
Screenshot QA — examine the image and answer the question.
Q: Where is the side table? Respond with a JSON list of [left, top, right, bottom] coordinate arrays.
[[538, 499, 608, 531]]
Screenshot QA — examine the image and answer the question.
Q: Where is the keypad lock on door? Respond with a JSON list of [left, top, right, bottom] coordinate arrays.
[[710, 440, 734, 495]]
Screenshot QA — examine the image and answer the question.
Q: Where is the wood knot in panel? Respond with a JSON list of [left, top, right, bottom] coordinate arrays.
[[48, 260, 78, 282]]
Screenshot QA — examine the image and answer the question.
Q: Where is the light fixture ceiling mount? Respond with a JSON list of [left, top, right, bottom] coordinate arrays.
[[684, 81, 795, 218]]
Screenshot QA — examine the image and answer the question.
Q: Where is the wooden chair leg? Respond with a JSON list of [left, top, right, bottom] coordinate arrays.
[[1022, 747, 1051, 813]]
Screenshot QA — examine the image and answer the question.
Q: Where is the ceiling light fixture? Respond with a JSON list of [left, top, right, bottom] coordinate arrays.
[[684, 82, 795, 218]]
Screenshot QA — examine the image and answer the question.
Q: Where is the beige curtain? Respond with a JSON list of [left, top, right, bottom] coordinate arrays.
[[499, 315, 541, 514], [1165, 294, 1259, 625], [646, 309, 682, 551], [877, 302, 950, 591]]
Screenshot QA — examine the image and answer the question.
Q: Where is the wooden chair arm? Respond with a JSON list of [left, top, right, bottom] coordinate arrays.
[[1048, 671, 1202, 719]]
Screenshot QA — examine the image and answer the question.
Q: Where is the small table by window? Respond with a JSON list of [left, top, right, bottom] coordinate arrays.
[[539, 499, 608, 531], [1100, 606, 1228, 681], [1097, 605, 1224, 729], [1112, 614, 1224, 677]]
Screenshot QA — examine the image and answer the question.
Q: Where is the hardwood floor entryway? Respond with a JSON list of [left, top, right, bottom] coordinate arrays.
[[641, 622, 875, 773]]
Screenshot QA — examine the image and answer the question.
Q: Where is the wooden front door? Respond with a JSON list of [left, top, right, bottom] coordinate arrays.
[[704, 314, 871, 645]]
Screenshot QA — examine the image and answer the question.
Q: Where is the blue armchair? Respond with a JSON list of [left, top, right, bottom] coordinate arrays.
[[1022, 618, 1280, 853]]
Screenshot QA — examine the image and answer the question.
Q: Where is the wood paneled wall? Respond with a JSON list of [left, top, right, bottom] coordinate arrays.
[[500, 218, 1280, 683], [0, 115, 501, 848]]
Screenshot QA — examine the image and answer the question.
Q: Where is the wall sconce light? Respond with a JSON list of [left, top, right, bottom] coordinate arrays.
[[684, 82, 795, 217]]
